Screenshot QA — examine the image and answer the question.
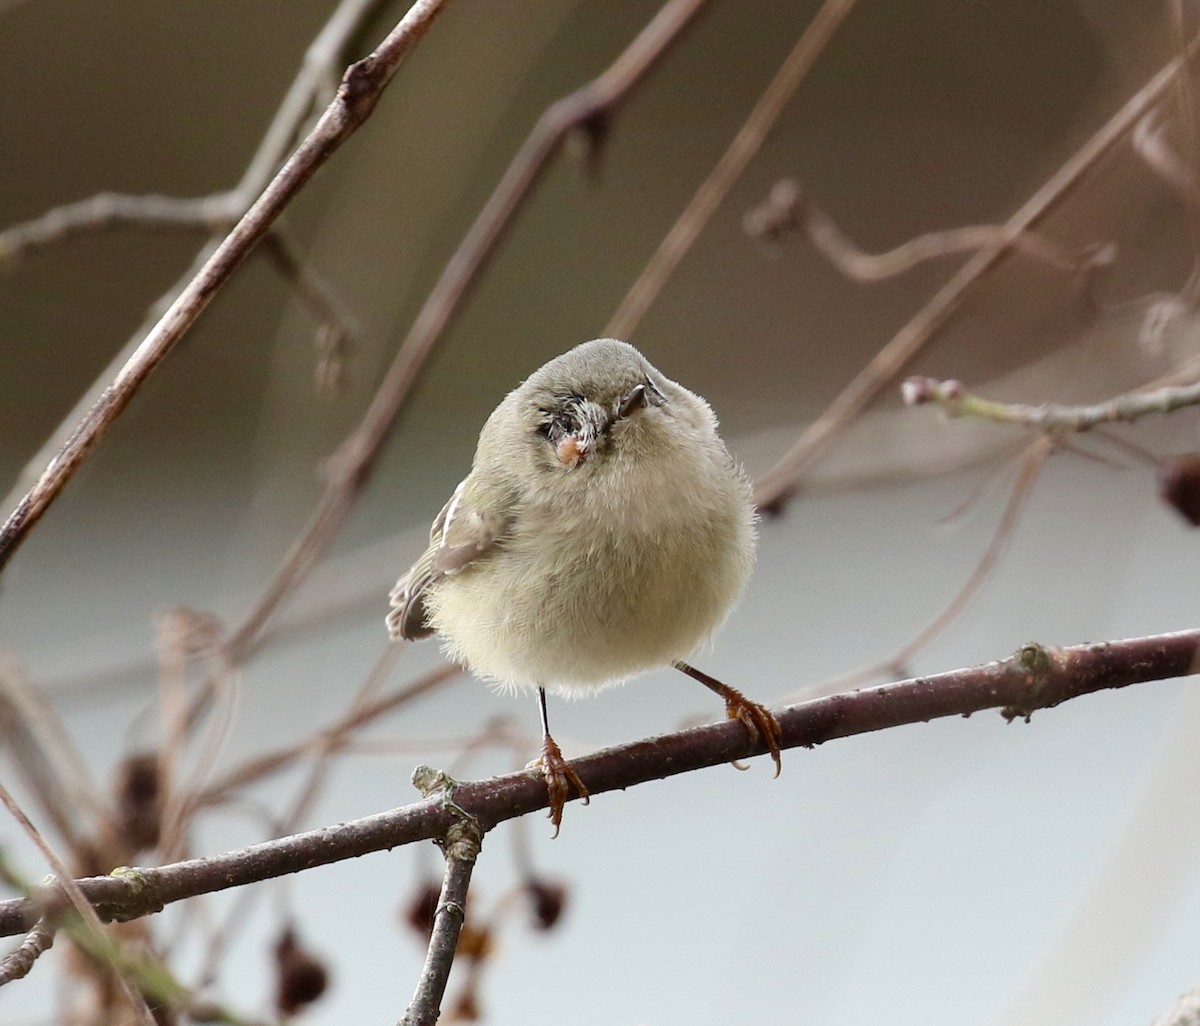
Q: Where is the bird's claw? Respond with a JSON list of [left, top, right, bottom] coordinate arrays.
[[533, 735, 590, 837], [723, 687, 783, 777]]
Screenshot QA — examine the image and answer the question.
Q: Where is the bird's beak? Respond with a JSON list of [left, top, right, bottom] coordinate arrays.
[[617, 383, 647, 419], [556, 432, 591, 467]]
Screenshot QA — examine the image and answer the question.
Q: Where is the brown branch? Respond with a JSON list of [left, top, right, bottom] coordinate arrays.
[[0, 193, 233, 263], [224, 0, 714, 663], [0, 917, 55, 986], [0, 782, 156, 1024], [752, 35, 1200, 513], [1, 626, 1197, 938], [259, 230, 357, 397], [743, 177, 1102, 279], [196, 663, 460, 805], [0, 0, 454, 577], [604, 0, 859, 340], [398, 769, 482, 1026], [0, 0, 393, 517], [902, 374, 1200, 430]]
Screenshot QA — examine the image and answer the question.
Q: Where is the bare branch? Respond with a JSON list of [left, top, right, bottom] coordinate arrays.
[[259, 230, 357, 397], [1133, 111, 1197, 196], [0, 193, 233, 264], [752, 35, 1200, 513], [604, 0, 859, 340], [398, 768, 483, 1026], [1, 626, 1197, 938], [0, 917, 55, 986], [901, 374, 1200, 430], [743, 177, 1104, 279], [0, 782, 156, 1024], [0, 0, 455, 576], [0, 0, 396, 517]]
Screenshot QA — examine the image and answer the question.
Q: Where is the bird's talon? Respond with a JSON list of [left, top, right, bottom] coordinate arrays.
[[535, 736, 590, 837], [723, 688, 783, 778]]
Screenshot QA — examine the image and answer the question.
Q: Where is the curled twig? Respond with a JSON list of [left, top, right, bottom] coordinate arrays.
[[744, 177, 1097, 279]]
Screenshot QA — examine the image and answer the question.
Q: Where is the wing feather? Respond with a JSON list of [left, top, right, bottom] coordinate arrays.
[[386, 476, 509, 640]]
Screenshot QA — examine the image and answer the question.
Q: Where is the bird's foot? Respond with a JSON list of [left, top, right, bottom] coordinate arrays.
[[532, 734, 590, 838], [721, 686, 783, 778], [674, 662, 784, 777]]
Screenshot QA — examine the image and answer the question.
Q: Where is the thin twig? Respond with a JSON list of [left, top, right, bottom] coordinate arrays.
[[0, 0, 455, 576], [259, 230, 357, 396], [605, 0, 859, 340], [224, 0, 714, 663], [0, 916, 55, 986], [752, 35, 1200, 512], [0, 782, 156, 1024], [807, 438, 1051, 697], [744, 178, 1098, 279], [0, 0, 395, 516], [901, 374, 1200, 430], [196, 662, 459, 805], [2, 625, 1198, 937], [399, 768, 483, 1026], [0, 193, 233, 264]]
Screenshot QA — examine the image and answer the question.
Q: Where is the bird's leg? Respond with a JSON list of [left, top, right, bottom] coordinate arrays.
[[674, 661, 782, 777], [534, 686, 590, 837]]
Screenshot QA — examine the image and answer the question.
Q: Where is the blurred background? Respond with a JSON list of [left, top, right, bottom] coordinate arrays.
[[3, 0, 1200, 1023]]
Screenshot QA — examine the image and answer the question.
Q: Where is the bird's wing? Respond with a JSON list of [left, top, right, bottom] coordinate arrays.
[[386, 475, 510, 641]]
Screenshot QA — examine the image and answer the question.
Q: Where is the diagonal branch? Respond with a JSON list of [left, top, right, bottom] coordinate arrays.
[[1, 625, 1196, 938], [0, 0, 454, 576], [605, 0, 859, 340]]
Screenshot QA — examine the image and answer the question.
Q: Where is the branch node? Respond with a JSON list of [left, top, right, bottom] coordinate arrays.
[[103, 866, 165, 921], [1000, 642, 1054, 723], [411, 765, 485, 856]]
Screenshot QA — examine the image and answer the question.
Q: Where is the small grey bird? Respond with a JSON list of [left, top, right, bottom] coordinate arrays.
[[387, 338, 780, 833]]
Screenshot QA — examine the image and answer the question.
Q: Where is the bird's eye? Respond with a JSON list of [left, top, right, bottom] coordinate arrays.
[[534, 406, 575, 442]]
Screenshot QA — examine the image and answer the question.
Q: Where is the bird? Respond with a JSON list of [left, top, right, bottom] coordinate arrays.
[[387, 338, 781, 833]]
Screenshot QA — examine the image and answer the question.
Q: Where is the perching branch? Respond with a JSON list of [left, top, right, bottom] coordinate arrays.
[[1, 626, 1197, 938], [0, 0, 454, 576], [901, 374, 1200, 431]]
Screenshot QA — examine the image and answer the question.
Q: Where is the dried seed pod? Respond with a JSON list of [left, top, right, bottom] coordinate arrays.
[[1160, 454, 1200, 526], [274, 927, 329, 1016]]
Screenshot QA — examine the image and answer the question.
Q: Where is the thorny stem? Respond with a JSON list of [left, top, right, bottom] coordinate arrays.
[[1, 626, 1197, 937]]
